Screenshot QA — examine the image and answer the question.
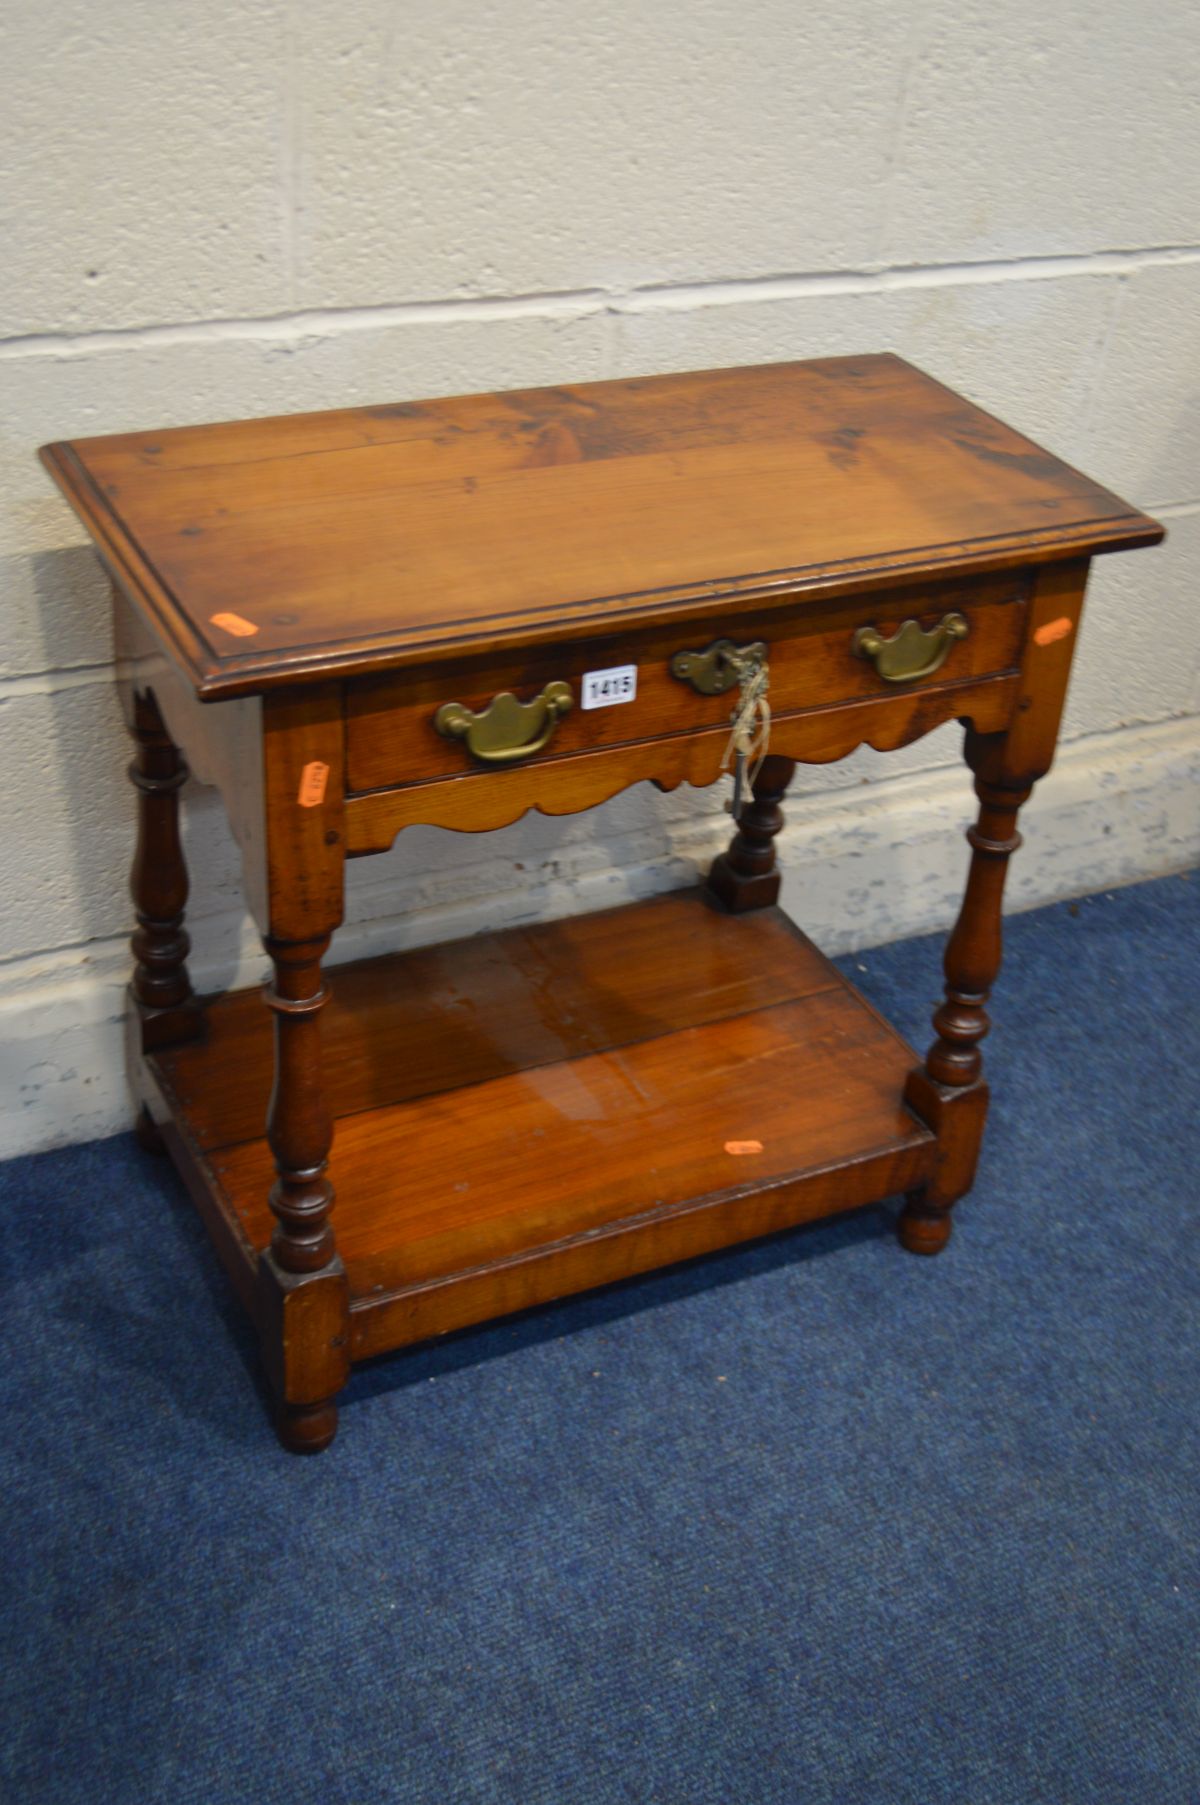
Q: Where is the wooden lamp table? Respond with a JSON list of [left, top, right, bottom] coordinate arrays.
[[41, 355, 1162, 1451]]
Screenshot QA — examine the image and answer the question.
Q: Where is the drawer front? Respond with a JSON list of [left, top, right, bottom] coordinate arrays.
[[345, 574, 1029, 794]]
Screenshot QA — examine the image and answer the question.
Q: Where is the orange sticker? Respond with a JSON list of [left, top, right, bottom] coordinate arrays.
[[1034, 616, 1074, 647], [724, 1140, 764, 1156], [209, 611, 259, 638], [297, 761, 329, 808]]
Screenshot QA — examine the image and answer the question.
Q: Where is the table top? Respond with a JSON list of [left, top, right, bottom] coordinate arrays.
[[41, 354, 1162, 700]]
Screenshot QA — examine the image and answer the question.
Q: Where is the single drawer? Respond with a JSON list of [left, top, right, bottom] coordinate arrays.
[[345, 573, 1029, 794]]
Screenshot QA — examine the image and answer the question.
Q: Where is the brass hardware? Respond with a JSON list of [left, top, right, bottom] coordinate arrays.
[[851, 611, 969, 683], [434, 681, 574, 764], [670, 638, 768, 696]]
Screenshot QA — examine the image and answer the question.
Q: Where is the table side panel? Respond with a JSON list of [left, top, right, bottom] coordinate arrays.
[[111, 586, 270, 926]]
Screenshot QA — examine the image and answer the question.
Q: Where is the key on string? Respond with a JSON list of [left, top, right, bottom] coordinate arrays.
[[729, 744, 746, 820], [723, 657, 771, 817]]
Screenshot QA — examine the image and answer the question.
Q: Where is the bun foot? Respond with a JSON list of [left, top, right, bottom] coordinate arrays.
[[898, 1196, 953, 1256], [706, 854, 781, 914], [276, 1399, 339, 1454], [134, 1104, 167, 1155]]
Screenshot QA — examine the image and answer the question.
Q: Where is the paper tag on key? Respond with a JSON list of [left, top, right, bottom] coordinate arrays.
[[722, 656, 771, 818]]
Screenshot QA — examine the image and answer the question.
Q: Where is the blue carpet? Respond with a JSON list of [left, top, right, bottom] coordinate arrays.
[[1, 872, 1197, 1805]]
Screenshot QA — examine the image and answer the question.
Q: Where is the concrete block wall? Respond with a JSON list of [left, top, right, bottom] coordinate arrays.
[[3, 0, 1198, 1154]]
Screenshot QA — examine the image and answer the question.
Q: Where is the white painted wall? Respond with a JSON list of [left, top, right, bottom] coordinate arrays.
[[3, 0, 1198, 1155]]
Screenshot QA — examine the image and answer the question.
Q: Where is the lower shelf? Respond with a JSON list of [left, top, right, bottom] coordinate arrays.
[[148, 888, 936, 1360]]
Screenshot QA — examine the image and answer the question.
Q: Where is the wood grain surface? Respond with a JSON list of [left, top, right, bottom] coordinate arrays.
[[41, 356, 1162, 698], [153, 889, 840, 1150], [213, 986, 932, 1307]]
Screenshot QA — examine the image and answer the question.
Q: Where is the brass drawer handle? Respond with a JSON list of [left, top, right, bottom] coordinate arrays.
[[852, 611, 969, 683], [434, 681, 574, 765], [670, 638, 767, 695]]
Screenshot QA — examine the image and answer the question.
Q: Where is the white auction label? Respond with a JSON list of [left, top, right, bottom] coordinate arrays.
[[580, 664, 637, 710]]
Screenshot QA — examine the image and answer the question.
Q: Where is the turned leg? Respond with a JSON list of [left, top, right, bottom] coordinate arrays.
[[900, 732, 1032, 1253], [707, 754, 796, 912], [128, 689, 202, 1073], [257, 933, 350, 1452]]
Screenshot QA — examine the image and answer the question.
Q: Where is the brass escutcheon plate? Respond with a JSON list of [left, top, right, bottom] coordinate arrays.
[[670, 638, 768, 696]]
